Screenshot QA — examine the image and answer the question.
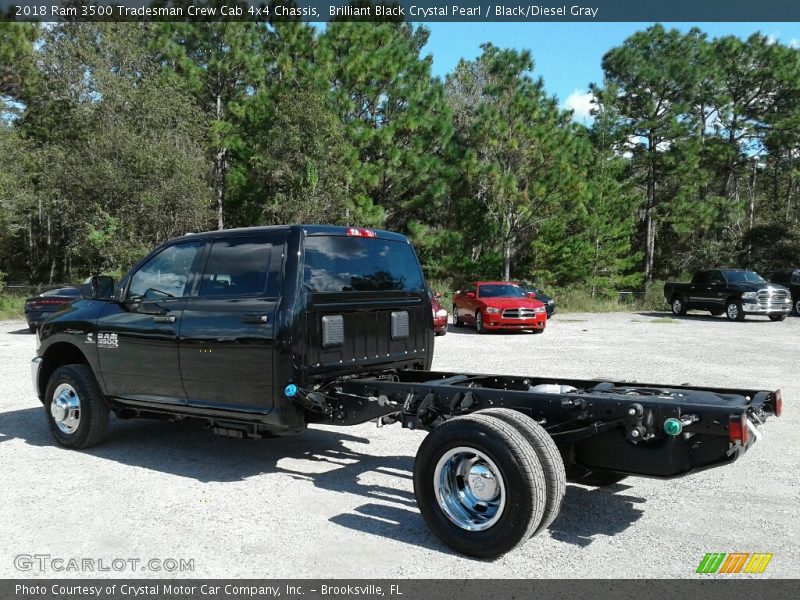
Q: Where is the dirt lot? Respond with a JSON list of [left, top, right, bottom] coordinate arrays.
[[1, 311, 798, 579]]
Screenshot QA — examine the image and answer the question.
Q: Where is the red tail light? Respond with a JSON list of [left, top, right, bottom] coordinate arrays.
[[346, 227, 377, 238], [728, 413, 749, 445], [773, 389, 782, 417]]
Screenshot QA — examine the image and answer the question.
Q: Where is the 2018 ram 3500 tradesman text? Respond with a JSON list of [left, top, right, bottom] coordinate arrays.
[[31, 226, 782, 558]]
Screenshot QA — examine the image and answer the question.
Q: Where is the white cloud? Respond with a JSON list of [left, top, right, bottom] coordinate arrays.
[[563, 90, 596, 122]]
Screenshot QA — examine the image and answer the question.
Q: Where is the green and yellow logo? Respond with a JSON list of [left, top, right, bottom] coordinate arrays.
[[696, 552, 773, 574]]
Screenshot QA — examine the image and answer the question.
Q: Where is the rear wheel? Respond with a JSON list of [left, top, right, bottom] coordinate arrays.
[[726, 299, 745, 321], [769, 314, 787, 322], [671, 297, 687, 316], [44, 364, 110, 449], [452, 306, 464, 327], [475, 408, 565, 535], [795, 298, 800, 316], [475, 311, 486, 334], [413, 414, 546, 558]]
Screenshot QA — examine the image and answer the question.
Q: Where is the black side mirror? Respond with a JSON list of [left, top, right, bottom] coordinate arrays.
[[81, 275, 115, 300]]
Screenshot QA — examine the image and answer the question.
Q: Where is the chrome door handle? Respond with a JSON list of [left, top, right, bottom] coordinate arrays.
[[153, 315, 176, 324], [241, 314, 269, 324]]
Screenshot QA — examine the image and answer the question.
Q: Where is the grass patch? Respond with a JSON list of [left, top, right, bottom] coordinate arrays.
[[0, 295, 26, 320], [650, 317, 680, 324], [550, 281, 669, 314]]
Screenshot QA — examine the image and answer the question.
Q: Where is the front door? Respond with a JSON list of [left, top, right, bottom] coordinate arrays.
[[178, 235, 285, 414], [96, 240, 204, 404]]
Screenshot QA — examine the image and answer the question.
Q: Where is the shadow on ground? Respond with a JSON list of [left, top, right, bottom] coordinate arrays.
[[444, 324, 541, 335], [0, 405, 647, 556], [6, 327, 33, 335], [635, 311, 780, 323]]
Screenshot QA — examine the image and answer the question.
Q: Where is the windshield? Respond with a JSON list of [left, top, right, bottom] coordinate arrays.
[[723, 270, 765, 284], [479, 284, 527, 298]]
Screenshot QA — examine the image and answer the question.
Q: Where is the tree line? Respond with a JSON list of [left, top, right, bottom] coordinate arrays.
[[1, 20, 799, 293]]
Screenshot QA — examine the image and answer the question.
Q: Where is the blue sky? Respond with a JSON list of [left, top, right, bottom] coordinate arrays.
[[422, 22, 800, 120]]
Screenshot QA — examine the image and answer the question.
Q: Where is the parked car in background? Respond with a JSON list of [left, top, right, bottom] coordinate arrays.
[[765, 269, 800, 316], [428, 288, 448, 335], [453, 281, 547, 333], [24, 286, 81, 332], [664, 269, 791, 321], [517, 282, 556, 318]]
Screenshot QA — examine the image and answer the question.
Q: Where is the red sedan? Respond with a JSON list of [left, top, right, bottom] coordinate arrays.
[[453, 281, 547, 333]]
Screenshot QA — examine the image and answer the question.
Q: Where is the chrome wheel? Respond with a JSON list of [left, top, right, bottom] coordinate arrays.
[[672, 298, 683, 314], [433, 446, 506, 531], [727, 303, 739, 320], [51, 383, 81, 434]]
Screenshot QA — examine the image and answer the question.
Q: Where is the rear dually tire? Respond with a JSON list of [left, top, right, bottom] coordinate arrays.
[[413, 414, 547, 559]]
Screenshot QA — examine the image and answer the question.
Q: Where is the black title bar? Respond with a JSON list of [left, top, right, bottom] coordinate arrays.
[[3, 0, 800, 22]]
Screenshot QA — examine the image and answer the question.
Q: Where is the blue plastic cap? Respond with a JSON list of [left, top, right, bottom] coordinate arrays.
[[284, 384, 298, 398]]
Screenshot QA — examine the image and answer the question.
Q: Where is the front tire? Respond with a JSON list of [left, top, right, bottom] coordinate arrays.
[[671, 297, 687, 316], [726, 299, 745, 321], [475, 311, 486, 334], [413, 414, 546, 559], [795, 298, 800, 317], [452, 306, 464, 327], [44, 364, 110, 449], [769, 314, 787, 322]]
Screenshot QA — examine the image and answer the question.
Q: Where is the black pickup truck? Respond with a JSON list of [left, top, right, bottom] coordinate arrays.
[[664, 269, 792, 321], [766, 268, 800, 316], [32, 226, 782, 558]]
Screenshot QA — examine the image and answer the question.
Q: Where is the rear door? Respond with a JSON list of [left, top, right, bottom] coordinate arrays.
[[178, 234, 285, 414], [689, 271, 711, 308], [709, 270, 727, 308]]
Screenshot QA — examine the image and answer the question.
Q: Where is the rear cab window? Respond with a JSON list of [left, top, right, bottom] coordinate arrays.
[[302, 235, 425, 293]]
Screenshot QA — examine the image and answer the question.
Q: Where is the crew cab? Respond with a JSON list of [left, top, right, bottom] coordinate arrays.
[[664, 269, 791, 321], [452, 281, 547, 333], [31, 226, 781, 559], [766, 269, 800, 316]]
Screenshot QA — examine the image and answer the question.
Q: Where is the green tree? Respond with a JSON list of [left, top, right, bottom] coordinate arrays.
[[21, 23, 212, 280], [155, 18, 266, 229], [0, 22, 38, 113], [318, 21, 453, 229], [447, 44, 588, 281], [596, 25, 700, 283]]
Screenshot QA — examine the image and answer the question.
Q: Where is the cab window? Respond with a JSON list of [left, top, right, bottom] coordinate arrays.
[[198, 237, 283, 298], [128, 241, 203, 299], [691, 271, 710, 285]]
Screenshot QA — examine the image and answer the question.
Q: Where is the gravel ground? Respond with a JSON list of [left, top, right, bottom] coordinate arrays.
[[1, 311, 798, 579]]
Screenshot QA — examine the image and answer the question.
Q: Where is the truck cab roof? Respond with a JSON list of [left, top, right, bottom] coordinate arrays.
[[174, 225, 409, 244]]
